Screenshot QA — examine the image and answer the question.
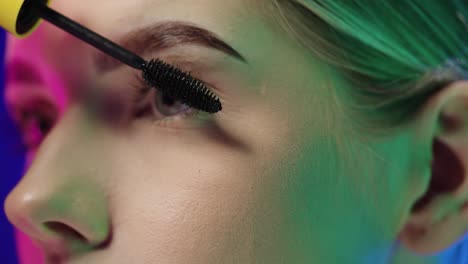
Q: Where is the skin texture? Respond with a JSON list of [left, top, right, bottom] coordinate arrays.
[[3, 1, 468, 263]]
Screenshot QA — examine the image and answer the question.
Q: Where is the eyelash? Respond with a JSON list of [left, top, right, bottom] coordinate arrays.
[[130, 71, 212, 127]]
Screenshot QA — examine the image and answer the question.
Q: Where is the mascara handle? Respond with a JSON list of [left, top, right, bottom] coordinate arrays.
[[0, 0, 51, 37]]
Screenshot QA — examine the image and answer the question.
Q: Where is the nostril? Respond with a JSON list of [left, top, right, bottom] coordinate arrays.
[[44, 221, 88, 243]]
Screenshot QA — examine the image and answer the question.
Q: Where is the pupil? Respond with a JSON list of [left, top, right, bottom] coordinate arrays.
[[162, 94, 176, 106]]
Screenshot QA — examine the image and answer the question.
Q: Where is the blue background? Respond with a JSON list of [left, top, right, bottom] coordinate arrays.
[[0, 29, 22, 264]]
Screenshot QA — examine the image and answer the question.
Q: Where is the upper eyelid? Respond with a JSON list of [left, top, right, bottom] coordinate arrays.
[[129, 60, 221, 103], [102, 53, 221, 93], [93, 42, 229, 74]]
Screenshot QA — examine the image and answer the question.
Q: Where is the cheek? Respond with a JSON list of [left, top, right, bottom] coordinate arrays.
[[105, 127, 296, 261], [110, 159, 266, 262], [97, 83, 306, 259]]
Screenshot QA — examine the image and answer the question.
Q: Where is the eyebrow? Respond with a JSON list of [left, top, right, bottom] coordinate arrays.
[[94, 21, 247, 71]]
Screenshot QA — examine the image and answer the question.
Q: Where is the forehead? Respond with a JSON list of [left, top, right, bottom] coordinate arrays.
[[6, 0, 263, 68], [49, 0, 250, 39], [6, 0, 303, 91]]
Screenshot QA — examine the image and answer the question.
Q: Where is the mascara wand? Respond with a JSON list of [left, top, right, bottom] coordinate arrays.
[[0, 0, 222, 113]]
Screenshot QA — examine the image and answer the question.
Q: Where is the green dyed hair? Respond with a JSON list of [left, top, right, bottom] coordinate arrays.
[[270, 0, 467, 138]]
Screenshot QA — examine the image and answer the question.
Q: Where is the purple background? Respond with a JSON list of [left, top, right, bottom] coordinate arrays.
[[0, 29, 22, 264]]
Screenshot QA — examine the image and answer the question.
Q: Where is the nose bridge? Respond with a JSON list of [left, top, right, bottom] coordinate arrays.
[[29, 103, 103, 170], [4, 105, 111, 249]]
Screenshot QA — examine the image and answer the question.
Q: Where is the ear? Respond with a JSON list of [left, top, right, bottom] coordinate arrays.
[[398, 80, 468, 255]]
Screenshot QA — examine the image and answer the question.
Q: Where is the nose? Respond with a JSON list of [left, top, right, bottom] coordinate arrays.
[[4, 19, 112, 261], [4, 176, 112, 261], [4, 175, 111, 259]]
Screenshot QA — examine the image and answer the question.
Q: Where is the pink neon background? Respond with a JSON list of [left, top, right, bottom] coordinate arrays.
[[16, 230, 44, 264], [5, 26, 69, 263]]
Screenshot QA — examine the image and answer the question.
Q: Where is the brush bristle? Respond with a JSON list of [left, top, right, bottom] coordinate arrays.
[[141, 59, 222, 113]]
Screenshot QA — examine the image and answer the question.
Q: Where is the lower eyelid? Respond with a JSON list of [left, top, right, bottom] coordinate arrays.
[[149, 108, 199, 125], [133, 104, 152, 118], [138, 110, 213, 131]]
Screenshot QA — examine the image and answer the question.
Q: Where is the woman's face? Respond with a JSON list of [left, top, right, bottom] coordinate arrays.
[[3, 1, 431, 263]]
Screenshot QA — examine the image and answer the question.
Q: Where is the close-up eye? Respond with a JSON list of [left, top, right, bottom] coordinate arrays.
[[152, 92, 197, 119], [131, 73, 214, 128]]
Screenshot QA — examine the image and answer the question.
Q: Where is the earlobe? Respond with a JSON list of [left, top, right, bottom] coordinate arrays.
[[398, 208, 468, 255], [398, 80, 468, 255]]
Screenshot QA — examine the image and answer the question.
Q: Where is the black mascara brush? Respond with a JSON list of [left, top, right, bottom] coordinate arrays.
[[10, 0, 222, 113]]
